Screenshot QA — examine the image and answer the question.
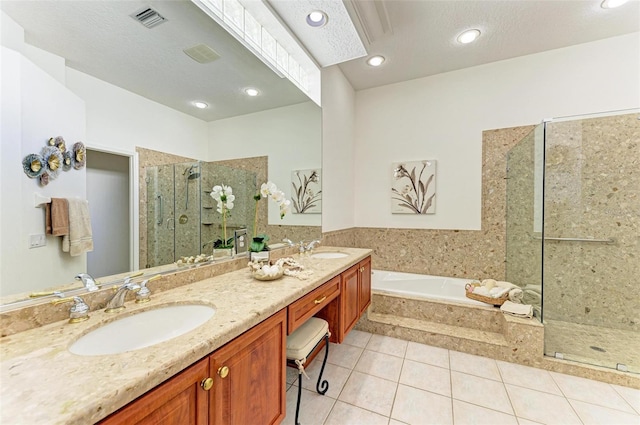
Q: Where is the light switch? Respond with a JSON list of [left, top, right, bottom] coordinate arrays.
[[29, 234, 46, 249]]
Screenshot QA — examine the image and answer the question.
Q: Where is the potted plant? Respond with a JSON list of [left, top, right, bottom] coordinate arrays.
[[210, 184, 235, 259], [249, 181, 290, 262]]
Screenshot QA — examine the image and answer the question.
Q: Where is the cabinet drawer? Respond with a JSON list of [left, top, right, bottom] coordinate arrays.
[[288, 276, 340, 334]]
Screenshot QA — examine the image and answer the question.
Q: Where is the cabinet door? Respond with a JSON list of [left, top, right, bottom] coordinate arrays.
[[340, 264, 360, 341], [99, 358, 209, 425], [358, 257, 372, 315], [210, 309, 286, 425]]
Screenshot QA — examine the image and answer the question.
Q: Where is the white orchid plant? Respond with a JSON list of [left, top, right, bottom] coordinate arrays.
[[210, 184, 235, 249], [251, 181, 291, 252]]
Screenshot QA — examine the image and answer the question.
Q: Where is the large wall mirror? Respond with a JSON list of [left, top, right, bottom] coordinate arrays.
[[0, 0, 321, 304]]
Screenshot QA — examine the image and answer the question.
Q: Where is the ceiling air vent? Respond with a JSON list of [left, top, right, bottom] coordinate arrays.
[[183, 44, 221, 64], [131, 6, 167, 29]]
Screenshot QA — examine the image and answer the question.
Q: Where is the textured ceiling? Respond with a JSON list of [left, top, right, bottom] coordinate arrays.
[[267, 0, 367, 67], [336, 0, 640, 90], [3, 0, 638, 118], [0, 0, 309, 122]]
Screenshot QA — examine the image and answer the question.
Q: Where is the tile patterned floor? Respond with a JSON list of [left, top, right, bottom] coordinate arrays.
[[283, 330, 640, 425]]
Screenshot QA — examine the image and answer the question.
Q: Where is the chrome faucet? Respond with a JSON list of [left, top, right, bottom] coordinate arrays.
[[105, 277, 141, 313], [75, 273, 99, 292], [283, 238, 305, 254], [305, 240, 321, 251]]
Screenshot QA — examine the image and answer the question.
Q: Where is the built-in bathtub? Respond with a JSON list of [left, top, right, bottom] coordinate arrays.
[[371, 269, 487, 306]]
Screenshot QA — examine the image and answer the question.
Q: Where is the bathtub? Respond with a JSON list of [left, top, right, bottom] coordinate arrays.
[[371, 269, 486, 306]]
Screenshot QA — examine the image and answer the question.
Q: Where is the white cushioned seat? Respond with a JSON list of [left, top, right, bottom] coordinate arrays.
[[286, 317, 329, 361]]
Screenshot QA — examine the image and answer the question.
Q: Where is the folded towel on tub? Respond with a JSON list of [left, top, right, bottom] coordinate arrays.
[[500, 301, 533, 318]]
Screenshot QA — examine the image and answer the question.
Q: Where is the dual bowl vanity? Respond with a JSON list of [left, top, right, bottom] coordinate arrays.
[[0, 247, 372, 424]]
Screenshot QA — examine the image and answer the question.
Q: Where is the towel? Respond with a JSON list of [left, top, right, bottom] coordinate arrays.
[[500, 301, 533, 319], [508, 288, 524, 303], [46, 198, 70, 236], [62, 198, 93, 256]]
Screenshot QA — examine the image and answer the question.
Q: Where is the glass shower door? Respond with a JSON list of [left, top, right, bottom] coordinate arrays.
[[542, 112, 640, 373]]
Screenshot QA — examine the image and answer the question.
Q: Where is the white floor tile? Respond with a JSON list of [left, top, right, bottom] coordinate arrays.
[[366, 334, 408, 358], [452, 399, 518, 425], [283, 386, 335, 425], [569, 399, 640, 425], [550, 371, 636, 413], [612, 384, 640, 415], [505, 384, 581, 425], [338, 370, 398, 417], [450, 351, 501, 381], [496, 360, 562, 395], [327, 343, 363, 369], [391, 384, 453, 425], [324, 401, 389, 425], [355, 350, 404, 382], [515, 419, 544, 425], [400, 359, 451, 397], [405, 341, 450, 369], [451, 371, 513, 415], [389, 420, 409, 425], [300, 361, 351, 400], [343, 330, 373, 348]]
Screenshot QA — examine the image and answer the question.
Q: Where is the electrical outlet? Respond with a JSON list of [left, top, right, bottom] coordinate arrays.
[[29, 234, 46, 249]]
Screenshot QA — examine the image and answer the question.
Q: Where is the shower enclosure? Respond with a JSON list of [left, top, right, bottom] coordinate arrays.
[[144, 161, 256, 268], [506, 110, 639, 373]]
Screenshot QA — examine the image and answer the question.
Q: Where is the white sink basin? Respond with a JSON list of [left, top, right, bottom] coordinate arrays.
[[310, 251, 349, 259], [69, 304, 215, 356]]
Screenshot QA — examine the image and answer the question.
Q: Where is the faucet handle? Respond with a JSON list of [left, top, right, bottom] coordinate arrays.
[[122, 271, 144, 287], [52, 296, 90, 324], [136, 275, 161, 304]]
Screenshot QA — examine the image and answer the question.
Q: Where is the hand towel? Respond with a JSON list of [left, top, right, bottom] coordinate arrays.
[[49, 198, 70, 236], [500, 300, 533, 318], [62, 198, 93, 256]]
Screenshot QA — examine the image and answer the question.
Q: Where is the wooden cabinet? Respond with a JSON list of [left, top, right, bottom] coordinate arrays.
[[288, 275, 340, 335], [337, 257, 372, 342], [358, 257, 372, 315], [99, 309, 286, 425], [99, 358, 209, 425], [210, 309, 286, 425]]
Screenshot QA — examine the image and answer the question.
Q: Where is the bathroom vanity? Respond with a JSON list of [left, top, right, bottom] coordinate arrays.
[[0, 248, 371, 424]]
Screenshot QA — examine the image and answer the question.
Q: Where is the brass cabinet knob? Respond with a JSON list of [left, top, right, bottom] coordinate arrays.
[[201, 377, 214, 391], [314, 295, 327, 305], [218, 366, 229, 379]]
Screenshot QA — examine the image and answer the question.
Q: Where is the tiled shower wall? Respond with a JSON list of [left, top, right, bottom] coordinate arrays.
[[138, 147, 195, 268], [324, 125, 536, 281], [543, 113, 639, 332]]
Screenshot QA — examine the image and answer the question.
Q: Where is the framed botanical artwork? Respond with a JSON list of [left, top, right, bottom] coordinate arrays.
[[391, 160, 436, 214], [291, 169, 322, 214]]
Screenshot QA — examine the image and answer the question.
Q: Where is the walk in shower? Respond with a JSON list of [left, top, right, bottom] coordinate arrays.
[[144, 161, 256, 268], [506, 110, 639, 373]]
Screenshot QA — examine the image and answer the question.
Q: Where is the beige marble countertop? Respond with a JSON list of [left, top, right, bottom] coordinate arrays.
[[0, 247, 371, 424]]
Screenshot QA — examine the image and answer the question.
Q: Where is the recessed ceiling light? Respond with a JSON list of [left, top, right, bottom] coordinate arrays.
[[366, 55, 385, 67], [457, 29, 481, 44], [306, 10, 328, 27], [601, 0, 629, 8], [244, 88, 260, 97], [193, 101, 208, 109]]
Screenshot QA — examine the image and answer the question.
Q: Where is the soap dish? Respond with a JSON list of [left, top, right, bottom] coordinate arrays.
[[252, 267, 284, 281]]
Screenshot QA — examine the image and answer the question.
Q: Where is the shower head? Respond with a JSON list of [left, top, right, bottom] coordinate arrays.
[[183, 165, 200, 179]]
